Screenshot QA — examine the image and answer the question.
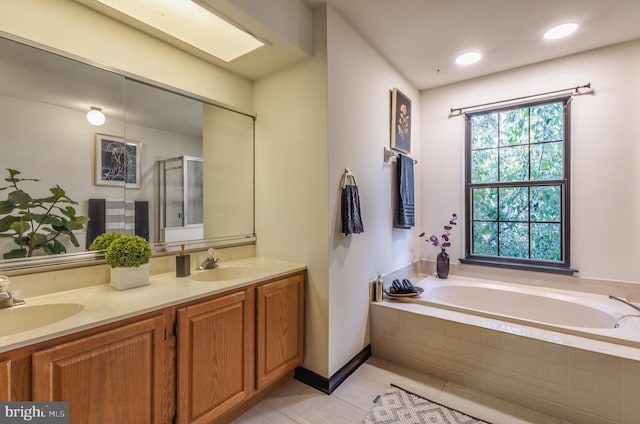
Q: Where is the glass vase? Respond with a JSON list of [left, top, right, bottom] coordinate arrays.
[[436, 248, 450, 279]]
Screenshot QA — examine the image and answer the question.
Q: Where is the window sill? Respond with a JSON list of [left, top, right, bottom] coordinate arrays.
[[459, 257, 578, 276]]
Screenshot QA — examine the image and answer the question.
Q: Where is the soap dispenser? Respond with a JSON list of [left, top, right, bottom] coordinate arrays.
[[176, 244, 190, 277], [374, 274, 384, 302]]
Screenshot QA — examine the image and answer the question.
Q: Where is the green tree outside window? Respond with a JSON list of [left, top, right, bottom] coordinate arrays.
[[466, 100, 568, 265]]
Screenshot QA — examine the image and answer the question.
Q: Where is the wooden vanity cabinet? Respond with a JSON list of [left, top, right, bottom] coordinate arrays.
[[176, 272, 305, 424], [0, 270, 305, 423], [32, 314, 165, 424], [0, 359, 11, 400], [256, 273, 304, 390], [177, 288, 255, 424]]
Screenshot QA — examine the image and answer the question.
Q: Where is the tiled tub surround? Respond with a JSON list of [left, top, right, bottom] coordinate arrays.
[[371, 276, 640, 424]]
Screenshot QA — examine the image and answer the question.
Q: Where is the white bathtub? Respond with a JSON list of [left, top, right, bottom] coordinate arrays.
[[424, 279, 625, 328], [372, 275, 640, 421], [404, 276, 640, 347]]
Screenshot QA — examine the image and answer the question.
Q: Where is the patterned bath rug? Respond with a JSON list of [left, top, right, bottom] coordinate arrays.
[[363, 385, 490, 424]]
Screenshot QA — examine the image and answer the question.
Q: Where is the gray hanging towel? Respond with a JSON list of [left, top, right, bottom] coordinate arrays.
[[394, 154, 415, 228], [341, 170, 364, 235], [86, 199, 150, 249]]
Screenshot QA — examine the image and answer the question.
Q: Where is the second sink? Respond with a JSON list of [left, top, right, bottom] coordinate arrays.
[[190, 267, 260, 282]]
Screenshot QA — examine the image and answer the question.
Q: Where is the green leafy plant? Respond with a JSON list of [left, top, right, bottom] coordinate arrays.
[[89, 232, 122, 251], [469, 101, 565, 262], [0, 169, 89, 259], [105, 234, 151, 268]]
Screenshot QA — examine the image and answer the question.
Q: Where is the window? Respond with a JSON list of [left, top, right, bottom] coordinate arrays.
[[464, 98, 571, 272]]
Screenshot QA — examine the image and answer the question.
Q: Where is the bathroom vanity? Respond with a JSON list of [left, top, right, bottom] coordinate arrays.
[[0, 258, 305, 424]]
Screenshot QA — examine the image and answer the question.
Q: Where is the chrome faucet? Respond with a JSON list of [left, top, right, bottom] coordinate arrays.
[[609, 295, 640, 313], [609, 295, 640, 328], [0, 276, 25, 309], [197, 248, 219, 270]]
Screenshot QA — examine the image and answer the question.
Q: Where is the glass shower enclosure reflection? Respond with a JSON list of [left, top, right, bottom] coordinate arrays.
[[156, 156, 204, 243]]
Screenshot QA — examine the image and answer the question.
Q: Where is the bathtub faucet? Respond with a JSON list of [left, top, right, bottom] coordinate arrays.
[[609, 295, 640, 328], [608, 295, 640, 313]]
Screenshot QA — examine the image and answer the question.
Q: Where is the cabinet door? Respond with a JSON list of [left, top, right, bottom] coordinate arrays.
[[0, 359, 10, 401], [32, 316, 165, 424], [177, 289, 254, 424], [256, 273, 304, 389]]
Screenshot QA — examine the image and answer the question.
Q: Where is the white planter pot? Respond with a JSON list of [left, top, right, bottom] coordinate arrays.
[[109, 263, 150, 290]]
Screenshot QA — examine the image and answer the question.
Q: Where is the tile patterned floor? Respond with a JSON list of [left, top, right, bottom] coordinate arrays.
[[231, 356, 571, 424]]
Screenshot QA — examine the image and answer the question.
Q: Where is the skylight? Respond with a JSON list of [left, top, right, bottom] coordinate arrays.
[[94, 0, 264, 62]]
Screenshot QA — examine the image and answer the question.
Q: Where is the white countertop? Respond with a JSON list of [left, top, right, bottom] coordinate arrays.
[[0, 257, 306, 353]]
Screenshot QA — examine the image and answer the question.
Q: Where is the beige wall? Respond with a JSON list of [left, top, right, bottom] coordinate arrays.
[[202, 105, 254, 239], [254, 8, 330, 377], [325, 7, 421, 376], [420, 40, 640, 283], [255, 4, 422, 378], [0, 0, 253, 113]]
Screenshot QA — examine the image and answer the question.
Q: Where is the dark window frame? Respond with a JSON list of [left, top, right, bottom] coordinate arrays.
[[461, 96, 576, 275]]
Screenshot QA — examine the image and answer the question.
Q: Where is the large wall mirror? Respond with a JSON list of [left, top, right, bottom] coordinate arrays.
[[0, 36, 255, 271]]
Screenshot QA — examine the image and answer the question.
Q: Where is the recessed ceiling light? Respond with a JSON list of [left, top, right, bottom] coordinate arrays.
[[91, 0, 264, 62], [455, 52, 482, 66], [544, 23, 579, 40]]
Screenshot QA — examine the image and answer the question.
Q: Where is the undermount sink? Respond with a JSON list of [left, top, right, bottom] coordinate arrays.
[[0, 303, 85, 337], [190, 267, 260, 282]]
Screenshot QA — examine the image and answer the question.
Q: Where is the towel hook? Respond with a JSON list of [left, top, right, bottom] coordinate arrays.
[[342, 168, 358, 188]]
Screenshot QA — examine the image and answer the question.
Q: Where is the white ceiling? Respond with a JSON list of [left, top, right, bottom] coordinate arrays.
[[303, 0, 640, 89]]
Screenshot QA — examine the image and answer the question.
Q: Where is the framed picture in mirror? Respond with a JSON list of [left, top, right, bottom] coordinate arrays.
[[390, 87, 411, 154], [95, 134, 142, 188]]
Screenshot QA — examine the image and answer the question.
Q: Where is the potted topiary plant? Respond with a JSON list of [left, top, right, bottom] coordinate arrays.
[[104, 234, 152, 290], [88, 232, 122, 254]]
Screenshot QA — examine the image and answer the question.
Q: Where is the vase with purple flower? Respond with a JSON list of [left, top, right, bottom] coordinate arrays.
[[436, 248, 450, 279], [419, 213, 457, 279]]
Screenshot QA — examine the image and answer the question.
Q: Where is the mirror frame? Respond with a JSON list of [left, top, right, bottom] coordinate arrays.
[[0, 32, 256, 273], [0, 236, 257, 272]]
